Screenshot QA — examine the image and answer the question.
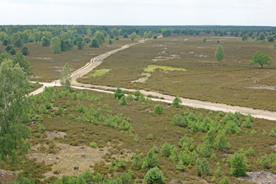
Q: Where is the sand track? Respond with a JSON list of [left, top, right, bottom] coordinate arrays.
[[30, 36, 276, 121]]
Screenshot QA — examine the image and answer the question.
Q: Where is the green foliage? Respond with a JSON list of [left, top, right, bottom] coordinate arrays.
[[267, 35, 275, 42], [225, 121, 241, 134], [169, 147, 178, 163], [142, 149, 159, 169], [153, 34, 157, 39], [228, 151, 248, 177], [39, 104, 47, 114], [179, 135, 194, 149], [123, 33, 128, 38], [68, 114, 75, 119], [119, 96, 127, 105], [172, 114, 188, 128], [130, 32, 137, 41], [160, 142, 174, 157], [41, 36, 50, 47], [211, 153, 217, 160], [176, 160, 185, 171], [134, 134, 139, 142], [215, 45, 224, 63], [259, 32, 265, 40], [108, 39, 113, 44], [154, 104, 164, 114], [50, 37, 61, 54], [60, 63, 71, 90], [38, 123, 45, 132], [250, 129, 256, 135], [203, 38, 207, 43], [162, 28, 171, 37], [269, 129, 276, 137], [115, 36, 119, 40], [147, 134, 153, 140], [220, 177, 230, 184], [249, 51, 272, 68], [13, 38, 23, 47], [242, 114, 253, 128], [77, 41, 84, 50], [21, 46, 30, 56], [94, 31, 105, 45], [242, 34, 249, 41], [113, 88, 124, 99], [12, 52, 31, 74], [214, 130, 229, 151], [117, 159, 126, 168], [214, 162, 222, 177], [256, 153, 276, 169], [245, 147, 255, 156], [172, 96, 182, 108], [196, 140, 212, 157], [196, 158, 210, 176], [144, 167, 164, 184], [132, 153, 143, 169], [0, 59, 31, 163], [90, 39, 100, 48]]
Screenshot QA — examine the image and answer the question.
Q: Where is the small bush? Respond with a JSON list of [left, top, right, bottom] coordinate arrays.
[[134, 134, 139, 142], [250, 129, 256, 135], [245, 147, 255, 156], [160, 142, 173, 157], [229, 151, 248, 177], [147, 134, 153, 140], [220, 177, 230, 184], [119, 96, 127, 105], [153, 35, 157, 39], [153, 104, 164, 114], [172, 96, 182, 108], [38, 123, 45, 132], [68, 114, 75, 119], [196, 158, 210, 176], [90, 142, 97, 148], [113, 88, 124, 99], [117, 159, 126, 168]]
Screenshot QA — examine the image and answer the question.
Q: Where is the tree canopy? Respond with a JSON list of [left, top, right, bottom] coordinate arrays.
[[162, 28, 171, 37], [0, 59, 31, 163], [60, 63, 71, 90], [130, 32, 137, 41], [249, 51, 272, 68], [50, 37, 61, 54]]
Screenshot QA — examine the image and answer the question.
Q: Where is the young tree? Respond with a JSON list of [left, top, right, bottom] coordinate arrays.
[[172, 96, 182, 108], [77, 41, 84, 50], [21, 46, 30, 56], [60, 63, 71, 90], [267, 35, 275, 42], [214, 130, 229, 151], [41, 36, 50, 47], [142, 149, 159, 169], [162, 28, 171, 37], [203, 38, 207, 43], [229, 151, 248, 177], [130, 32, 137, 41], [0, 59, 31, 164], [90, 39, 100, 48], [242, 34, 248, 41], [2, 39, 9, 46], [50, 37, 61, 54], [144, 167, 164, 184], [123, 33, 128, 38], [259, 32, 265, 40], [215, 45, 224, 63], [13, 38, 23, 47], [13, 52, 31, 74], [94, 31, 105, 45], [153, 35, 157, 39], [249, 51, 272, 68], [108, 39, 113, 44], [196, 158, 210, 176]]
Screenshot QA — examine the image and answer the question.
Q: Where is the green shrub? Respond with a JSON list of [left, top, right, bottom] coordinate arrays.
[[38, 123, 45, 132], [214, 162, 222, 177], [269, 129, 276, 137], [113, 88, 124, 99], [144, 167, 164, 184], [68, 114, 75, 119], [211, 153, 217, 160], [172, 96, 182, 108], [153, 104, 164, 114], [256, 154, 271, 169], [172, 114, 188, 128], [119, 96, 127, 105], [250, 129, 256, 135], [45, 101, 53, 109], [196, 158, 210, 176], [66, 100, 71, 106], [147, 134, 153, 140], [142, 149, 159, 169], [262, 130, 267, 135], [176, 160, 185, 171], [160, 142, 173, 157], [220, 177, 230, 184], [134, 134, 139, 142], [229, 151, 248, 177], [214, 130, 229, 151], [169, 147, 178, 163], [39, 104, 47, 114], [245, 147, 255, 156], [196, 141, 212, 157], [90, 142, 97, 148], [117, 159, 126, 168]]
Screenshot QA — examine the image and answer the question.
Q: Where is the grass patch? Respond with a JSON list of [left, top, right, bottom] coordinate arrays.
[[90, 69, 110, 77], [144, 65, 186, 72]]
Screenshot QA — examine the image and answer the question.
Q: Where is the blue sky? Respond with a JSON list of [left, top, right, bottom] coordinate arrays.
[[0, 0, 275, 26]]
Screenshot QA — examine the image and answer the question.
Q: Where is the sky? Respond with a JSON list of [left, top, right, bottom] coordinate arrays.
[[0, 0, 275, 26]]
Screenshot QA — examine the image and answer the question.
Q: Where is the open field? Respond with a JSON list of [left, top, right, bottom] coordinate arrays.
[[78, 35, 276, 111], [1, 87, 276, 184], [0, 37, 138, 82]]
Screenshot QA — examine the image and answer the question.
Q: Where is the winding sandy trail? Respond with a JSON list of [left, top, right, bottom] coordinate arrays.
[[30, 37, 276, 121]]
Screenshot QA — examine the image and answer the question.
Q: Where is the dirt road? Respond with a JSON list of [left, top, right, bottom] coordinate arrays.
[[30, 37, 276, 121]]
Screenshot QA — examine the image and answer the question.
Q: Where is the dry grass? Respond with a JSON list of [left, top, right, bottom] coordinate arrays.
[[78, 35, 276, 111]]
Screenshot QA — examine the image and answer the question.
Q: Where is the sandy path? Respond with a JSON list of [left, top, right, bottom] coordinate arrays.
[[30, 36, 276, 121]]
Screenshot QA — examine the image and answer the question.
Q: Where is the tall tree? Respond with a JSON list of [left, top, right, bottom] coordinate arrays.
[[215, 45, 224, 63], [21, 46, 30, 56], [50, 37, 61, 54], [60, 63, 71, 90], [162, 28, 172, 37], [0, 59, 31, 164], [249, 51, 272, 68], [90, 39, 100, 48], [41, 36, 50, 47], [13, 52, 31, 74]]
